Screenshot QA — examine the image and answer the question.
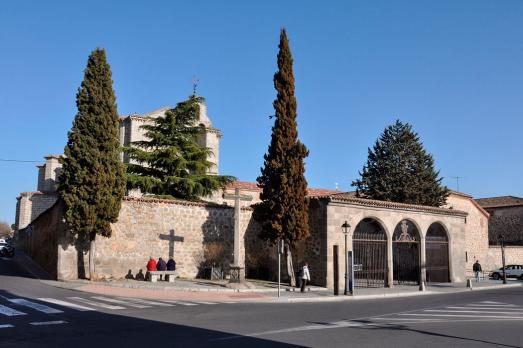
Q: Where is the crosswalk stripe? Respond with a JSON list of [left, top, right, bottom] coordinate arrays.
[[426, 310, 523, 315], [91, 296, 151, 308], [157, 300, 197, 306], [8, 299, 63, 314], [0, 304, 26, 316], [400, 313, 523, 319], [0, 324, 14, 329], [30, 320, 68, 326], [67, 297, 125, 310], [38, 298, 95, 311], [117, 298, 174, 307]]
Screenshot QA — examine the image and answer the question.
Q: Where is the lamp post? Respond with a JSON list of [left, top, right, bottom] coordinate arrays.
[[341, 221, 352, 295], [498, 234, 507, 285]]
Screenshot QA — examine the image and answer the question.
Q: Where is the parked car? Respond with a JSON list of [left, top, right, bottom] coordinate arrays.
[[0, 242, 14, 258], [489, 265, 523, 280]]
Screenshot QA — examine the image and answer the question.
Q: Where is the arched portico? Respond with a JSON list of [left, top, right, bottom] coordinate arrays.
[[352, 218, 388, 288], [425, 222, 450, 283], [393, 219, 421, 285]]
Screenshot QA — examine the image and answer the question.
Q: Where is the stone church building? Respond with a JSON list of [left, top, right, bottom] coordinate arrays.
[[15, 102, 522, 291]]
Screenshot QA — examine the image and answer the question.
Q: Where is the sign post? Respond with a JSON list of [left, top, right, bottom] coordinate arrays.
[[348, 250, 354, 295], [277, 240, 284, 298]]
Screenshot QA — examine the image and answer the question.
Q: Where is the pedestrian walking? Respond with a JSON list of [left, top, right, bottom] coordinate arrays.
[[300, 262, 311, 293], [473, 260, 482, 283]]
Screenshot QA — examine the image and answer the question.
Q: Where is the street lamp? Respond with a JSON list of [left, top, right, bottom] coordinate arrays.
[[341, 220, 352, 295], [498, 234, 507, 285]]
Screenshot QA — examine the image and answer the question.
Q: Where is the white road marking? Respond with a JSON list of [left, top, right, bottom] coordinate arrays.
[[117, 298, 174, 307], [0, 304, 26, 316], [480, 301, 507, 304], [91, 296, 151, 308], [8, 299, 63, 314], [157, 300, 197, 306], [426, 309, 523, 315], [193, 301, 217, 305], [447, 306, 523, 311], [67, 297, 125, 310], [399, 313, 523, 319], [38, 298, 95, 311], [0, 324, 14, 329], [30, 320, 68, 326], [468, 303, 518, 307]]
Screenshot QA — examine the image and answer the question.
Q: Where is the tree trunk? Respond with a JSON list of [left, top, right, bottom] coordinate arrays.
[[89, 233, 96, 280], [286, 245, 296, 287]]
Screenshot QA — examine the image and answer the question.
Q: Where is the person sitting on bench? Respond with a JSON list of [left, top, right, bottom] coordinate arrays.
[[146, 257, 157, 281], [167, 258, 176, 271], [157, 257, 167, 280]]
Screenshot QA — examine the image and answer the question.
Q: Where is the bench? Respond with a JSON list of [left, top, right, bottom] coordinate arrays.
[[148, 270, 178, 282]]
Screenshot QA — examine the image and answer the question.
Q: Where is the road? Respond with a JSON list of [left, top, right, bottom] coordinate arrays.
[[1, 256, 523, 348]]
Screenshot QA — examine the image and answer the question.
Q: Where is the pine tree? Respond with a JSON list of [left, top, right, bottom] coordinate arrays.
[[254, 29, 309, 287], [352, 120, 449, 207], [58, 48, 126, 279], [124, 95, 233, 199]]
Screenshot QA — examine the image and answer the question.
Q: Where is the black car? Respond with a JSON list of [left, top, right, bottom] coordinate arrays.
[[0, 242, 14, 257]]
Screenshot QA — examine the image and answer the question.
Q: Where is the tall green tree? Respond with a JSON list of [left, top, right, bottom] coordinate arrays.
[[58, 48, 126, 279], [124, 95, 233, 199], [254, 29, 309, 287], [352, 120, 449, 207]]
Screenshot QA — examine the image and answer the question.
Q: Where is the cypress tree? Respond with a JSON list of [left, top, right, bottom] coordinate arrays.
[[352, 120, 449, 207], [254, 29, 309, 287], [124, 95, 234, 199], [58, 48, 126, 279]]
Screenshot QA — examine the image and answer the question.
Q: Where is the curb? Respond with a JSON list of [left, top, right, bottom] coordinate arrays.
[[266, 283, 523, 303]]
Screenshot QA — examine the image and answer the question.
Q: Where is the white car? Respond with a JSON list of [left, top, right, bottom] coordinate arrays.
[[490, 265, 523, 280]]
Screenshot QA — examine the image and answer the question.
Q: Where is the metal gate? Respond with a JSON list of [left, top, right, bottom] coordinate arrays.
[[353, 218, 388, 288], [426, 223, 450, 283], [393, 220, 420, 285]]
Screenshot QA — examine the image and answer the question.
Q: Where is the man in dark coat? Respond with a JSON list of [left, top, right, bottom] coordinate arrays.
[[157, 257, 167, 280], [473, 260, 482, 282], [167, 258, 176, 271]]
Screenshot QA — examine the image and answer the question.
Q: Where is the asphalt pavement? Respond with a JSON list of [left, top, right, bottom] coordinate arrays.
[[1, 256, 523, 348]]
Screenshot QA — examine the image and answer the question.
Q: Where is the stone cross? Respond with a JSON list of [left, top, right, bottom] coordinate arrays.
[[159, 229, 185, 258], [223, 188, 252, 268]]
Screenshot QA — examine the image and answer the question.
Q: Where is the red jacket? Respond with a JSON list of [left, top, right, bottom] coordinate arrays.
[[146, 259, 157, 272]]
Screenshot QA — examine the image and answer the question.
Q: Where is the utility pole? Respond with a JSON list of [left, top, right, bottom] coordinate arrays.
[[450, 176, 462, 192]]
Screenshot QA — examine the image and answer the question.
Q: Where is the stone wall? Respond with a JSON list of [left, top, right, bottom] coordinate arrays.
[[485, 205, 523, 245], [56, 197, 262, 280], [445, 193, 490, 277], [324, 200, 467, 291], [17, 202, 64, 279], [15, 192, 58, 230], [485, 246, 523, 272]]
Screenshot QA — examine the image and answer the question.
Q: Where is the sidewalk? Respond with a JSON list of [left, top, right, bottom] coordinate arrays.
[[41, 277, 523, 304]]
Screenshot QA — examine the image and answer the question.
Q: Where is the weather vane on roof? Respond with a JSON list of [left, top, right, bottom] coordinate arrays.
[[192, 75, 199, 96]]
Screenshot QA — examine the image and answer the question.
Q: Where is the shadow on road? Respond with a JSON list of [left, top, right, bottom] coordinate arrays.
[[0, 288, 304, 348], [347, 319, 521, 348]]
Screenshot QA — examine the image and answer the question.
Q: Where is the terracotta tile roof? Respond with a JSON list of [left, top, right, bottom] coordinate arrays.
[[313, 192, 468, 217], [123, 196, 252, 211], [475, 196, 523, 208], [446, 191, 489, 218], [226, 181, 262, 192], [225, 181, 340, 197]]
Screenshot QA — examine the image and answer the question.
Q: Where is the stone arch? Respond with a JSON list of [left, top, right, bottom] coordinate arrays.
[[425, 222, 450, 283], [393, 219, 421, 285], [352, 218, 388, 288]]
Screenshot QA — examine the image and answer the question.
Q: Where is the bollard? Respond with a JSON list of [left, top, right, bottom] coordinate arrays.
[[466, 278, 473, 289]]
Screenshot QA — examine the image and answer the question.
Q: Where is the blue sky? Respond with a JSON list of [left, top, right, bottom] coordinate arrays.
[[1, 1, 522, 224]]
